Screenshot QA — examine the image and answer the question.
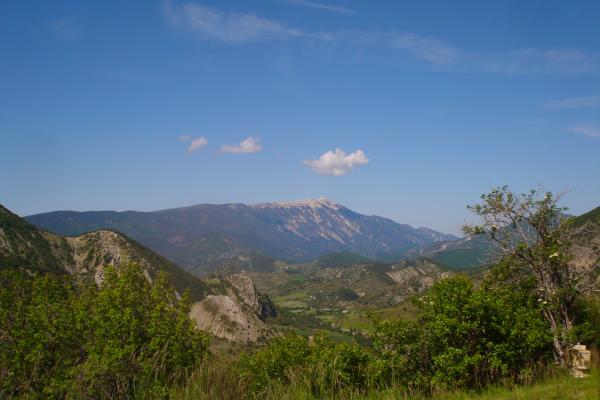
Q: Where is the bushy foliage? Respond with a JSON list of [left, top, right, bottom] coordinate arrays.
[[241, 331, 373, 396], [242, 275, 554, 398], [0, 264, 210, 399], [0, 270, 80, 397], [372, 275, 553, 393], [463, 186, 588, 366]]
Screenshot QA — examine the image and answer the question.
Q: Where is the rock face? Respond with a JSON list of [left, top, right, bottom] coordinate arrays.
[[26, 198, 457, 274], [188, 272, 275, 343], [190, 295, 271, 344], [225, 272, 262, 314]]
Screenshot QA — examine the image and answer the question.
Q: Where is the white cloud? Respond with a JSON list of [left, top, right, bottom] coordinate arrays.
[[303, 148, 369, 176], [219, 136, 262, 154], [162, 2, 600, 74], [282, 0, 355, 15], [543, 95, 600, 109], [163, 2, 309, 43], [568, 125, 600, 138], [179, 136, 208, 153]]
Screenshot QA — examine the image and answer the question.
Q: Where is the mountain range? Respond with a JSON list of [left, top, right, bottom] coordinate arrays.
[[25, 198, 457, 275]]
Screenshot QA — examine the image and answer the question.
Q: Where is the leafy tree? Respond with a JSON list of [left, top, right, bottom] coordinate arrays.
[[0, 263, 210, 399], [70, 263, 210, 399], [463, 186, 588, 367], [372, 275, 552, 392], [0, 270, 81, 397]]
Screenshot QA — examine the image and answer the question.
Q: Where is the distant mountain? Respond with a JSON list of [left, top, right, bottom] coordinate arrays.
[[26, 198, 457, 275]]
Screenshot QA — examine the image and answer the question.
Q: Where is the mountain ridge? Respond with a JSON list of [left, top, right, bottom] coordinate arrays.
[[26, 198, 458, 275]]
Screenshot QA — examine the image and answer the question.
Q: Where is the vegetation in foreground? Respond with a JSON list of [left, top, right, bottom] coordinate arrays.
[[2, 187, 600, 399], [0, 264, 209, 399], [176, 367, 600, 400]]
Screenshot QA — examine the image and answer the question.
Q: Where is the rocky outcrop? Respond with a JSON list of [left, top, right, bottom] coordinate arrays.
[[187, 272, 276, 343], [225, 272, 262, 314], [189, 295, 271, 344]]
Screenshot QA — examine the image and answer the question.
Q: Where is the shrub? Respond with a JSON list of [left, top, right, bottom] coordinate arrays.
[[241, 331, 373, 397], [372, 275, 554, 393], [0, 270, 81, 397], [0, 264, 210, 399]]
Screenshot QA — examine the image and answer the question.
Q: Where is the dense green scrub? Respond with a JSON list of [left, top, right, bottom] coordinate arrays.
[[234, 275, 556, 398], [0, 264, 210, 399], [2, 266, 598, 399]]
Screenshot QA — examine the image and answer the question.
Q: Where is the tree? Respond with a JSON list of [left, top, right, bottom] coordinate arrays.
[[372, 275, 552, 392], [71, 263, 211, 399], [463, 186, 587, 367], [0, 264, 210, 399]]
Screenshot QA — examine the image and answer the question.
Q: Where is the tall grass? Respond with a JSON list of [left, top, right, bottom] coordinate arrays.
[[173, 359, 599, 400], [171, 354, 248, 400]]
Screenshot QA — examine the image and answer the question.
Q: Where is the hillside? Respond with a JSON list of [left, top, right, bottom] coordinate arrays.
[[0, 204, 274, 343], [407, 235, 492, 269], [0, 204, 70, 274], [570, 206, 600, 288], [26, 198, 457, 274]]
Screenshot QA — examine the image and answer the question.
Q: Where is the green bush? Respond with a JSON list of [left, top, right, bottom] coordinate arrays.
[[241, 331, 373, 396], [243, 275, 554, 398], [0, 270, 80, 397], [0, 264, 210, 399], [372, 275, 553, 393]]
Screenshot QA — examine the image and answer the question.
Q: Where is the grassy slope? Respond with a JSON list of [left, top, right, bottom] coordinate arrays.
[[364, 371, 600, 400]]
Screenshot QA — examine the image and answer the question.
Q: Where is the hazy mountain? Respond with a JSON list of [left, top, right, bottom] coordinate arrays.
[[26, 198, 457, 275]]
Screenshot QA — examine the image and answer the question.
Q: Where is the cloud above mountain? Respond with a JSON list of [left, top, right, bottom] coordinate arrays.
[[162, 2, 600, 74], [303, 149, 369, 176], [219, 136, 262, 154]]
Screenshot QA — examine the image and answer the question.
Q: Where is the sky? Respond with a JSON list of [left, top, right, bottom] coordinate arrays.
[[1, 0, 599, 235]]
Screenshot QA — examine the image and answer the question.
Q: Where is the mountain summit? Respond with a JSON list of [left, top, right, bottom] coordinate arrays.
[[26, 199, 457, 275]]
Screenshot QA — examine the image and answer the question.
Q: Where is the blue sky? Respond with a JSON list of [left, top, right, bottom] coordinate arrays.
[[1, 0, 599, 235]]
